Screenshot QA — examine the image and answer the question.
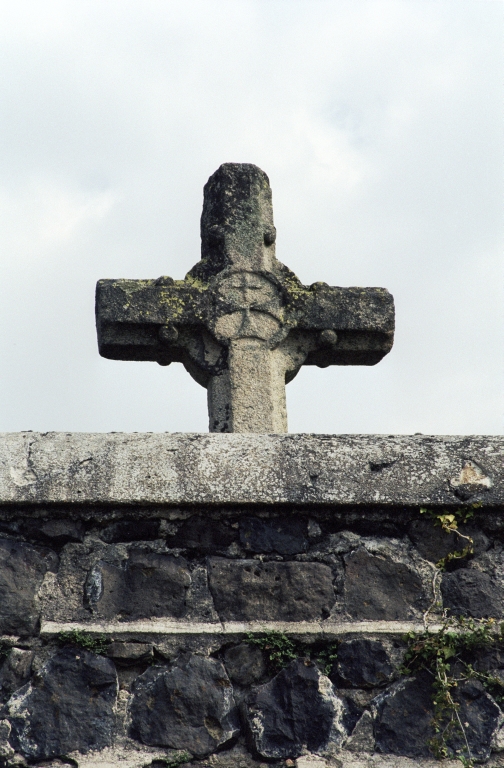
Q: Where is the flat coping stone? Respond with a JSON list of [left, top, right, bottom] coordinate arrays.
[[0, 432, 502, 508]]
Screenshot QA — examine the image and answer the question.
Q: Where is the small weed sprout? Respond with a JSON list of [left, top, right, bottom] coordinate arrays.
[[245, 630, 297, 672], [245, 630, 338, 675], [312, 644, 339, 676], [57, 630, 109, 655], [420, 503, 481, 570], [403, 617, 504, 766]]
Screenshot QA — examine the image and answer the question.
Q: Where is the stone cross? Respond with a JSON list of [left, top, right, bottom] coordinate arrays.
[[96, 164, 394, 432]]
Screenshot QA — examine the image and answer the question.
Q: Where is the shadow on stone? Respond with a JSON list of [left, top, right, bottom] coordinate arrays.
[[239, 517, 308, 555]]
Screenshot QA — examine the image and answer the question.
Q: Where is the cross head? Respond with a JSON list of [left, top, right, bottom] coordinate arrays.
[[96, 163, 394, 432]]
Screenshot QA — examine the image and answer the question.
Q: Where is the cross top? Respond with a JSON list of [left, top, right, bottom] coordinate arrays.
[[96, 163, 394, 432]]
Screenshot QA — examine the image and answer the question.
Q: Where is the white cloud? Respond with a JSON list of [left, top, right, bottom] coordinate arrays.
[[0, 0, 502, 434]]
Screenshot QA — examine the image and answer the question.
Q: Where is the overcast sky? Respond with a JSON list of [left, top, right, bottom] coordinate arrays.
[[0, 0, 502, 435]]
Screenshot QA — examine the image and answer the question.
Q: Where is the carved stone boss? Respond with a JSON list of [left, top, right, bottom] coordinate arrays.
[[96, 163, 395, 432]]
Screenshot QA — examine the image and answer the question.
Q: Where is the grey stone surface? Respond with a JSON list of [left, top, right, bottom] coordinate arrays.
[[6, 647, 117, 759], [343, 547, 430, 621], [183, 752, 477, 768], [0, 719, 14, 761], [208, 558, 335, 621], [131, 655, 239, 757], [345, 710, 375, 753], [334, 639, 394, 688], [0, 539, 57, 635], [96, 163, 394, 433], [1, 432, 502, 507], [243, 658, 347, 758], [223, 643, 265, 686], [295, 756, 328, 768]]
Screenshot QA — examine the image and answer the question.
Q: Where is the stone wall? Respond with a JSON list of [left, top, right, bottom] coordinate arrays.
[[0, 433, 503, 768]]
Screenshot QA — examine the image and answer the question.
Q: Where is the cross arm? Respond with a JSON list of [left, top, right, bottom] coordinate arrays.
[[95, 276, 216, 370], [294, 283, 395, 367]]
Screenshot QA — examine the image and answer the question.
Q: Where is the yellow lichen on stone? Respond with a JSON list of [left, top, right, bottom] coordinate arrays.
[[157, 289, 186, 319], [184, 275, 209, 291], [283, 276, 311, 303]]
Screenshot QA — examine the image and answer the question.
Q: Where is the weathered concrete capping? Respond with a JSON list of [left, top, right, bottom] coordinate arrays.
[[1, 432, 502, 508]]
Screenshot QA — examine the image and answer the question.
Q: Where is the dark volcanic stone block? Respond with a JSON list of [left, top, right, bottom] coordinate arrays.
[[408, 519, 461, 564], [224, 643, 265, 685], [239, 517, 308, 555], [7, 647, 117, 760], [0, 539, 57, 635], [243, 659, 347, 759], [208, 558, 335, 621], [373, 672, 435, 757], [409, 520, 489, 564], [169, 517, 235, 553], [374, 672, 500, 761], [335, 639, 394, 688], [441, 569, 504, 618], [107, 641, 153, 665], [22, 518, 85, 544], [344, 548, 428, 620], [131, 655, 239, 757], [85, 550, 191, 620], [0, 650, 33, 700], [447, 680, 500, 762], [474, 645, 504, 673], [100, 520, 160, 543]]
